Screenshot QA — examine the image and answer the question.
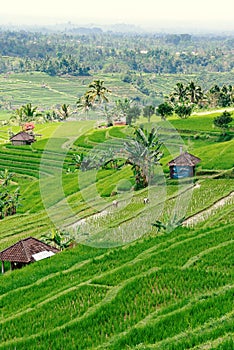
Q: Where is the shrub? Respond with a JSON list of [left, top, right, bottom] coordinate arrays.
[[117, 179, 132, 192]]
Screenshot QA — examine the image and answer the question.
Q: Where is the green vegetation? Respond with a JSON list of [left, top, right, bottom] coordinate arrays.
[[0, 110, 233, 349], [0, 221, 233, 348], [0, 169, 21, 219], [0, 28, 233, 349], [213, 110, 233, 135]]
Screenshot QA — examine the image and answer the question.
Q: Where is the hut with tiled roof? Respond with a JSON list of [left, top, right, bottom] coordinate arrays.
[[10, 131, 35, 145], [168, 151, 201, 179], [0, 237, 59, 274]]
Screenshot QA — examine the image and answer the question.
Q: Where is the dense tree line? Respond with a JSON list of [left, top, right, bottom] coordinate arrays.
[[0, 30, 234, 76], [156, 82, 234, 119]]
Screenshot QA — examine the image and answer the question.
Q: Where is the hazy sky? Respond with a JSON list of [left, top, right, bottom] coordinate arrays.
[[1, 0, 234, 28]]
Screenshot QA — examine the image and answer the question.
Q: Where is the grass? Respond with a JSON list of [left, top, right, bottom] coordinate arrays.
[[168, 112, 234, 133], [0, 90, 233, 349], [0, 222, 233, 349]]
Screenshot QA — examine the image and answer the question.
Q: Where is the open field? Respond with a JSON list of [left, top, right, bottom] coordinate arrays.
[[1, 71, 234, 115], [0, 97, 233, 348]]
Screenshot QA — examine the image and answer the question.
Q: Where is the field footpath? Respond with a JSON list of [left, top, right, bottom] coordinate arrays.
[[193, 107, 234, 116], [183, 191, 234, 226]]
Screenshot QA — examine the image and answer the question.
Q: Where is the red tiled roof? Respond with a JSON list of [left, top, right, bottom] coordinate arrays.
[[23, 122, 35, 130], [168, 152, 201, 166], [0, 237, 59, 263]]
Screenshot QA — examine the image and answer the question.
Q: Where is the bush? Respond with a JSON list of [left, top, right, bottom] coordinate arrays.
[[117, 179, 132, 192], [216, 134, 233, 142]]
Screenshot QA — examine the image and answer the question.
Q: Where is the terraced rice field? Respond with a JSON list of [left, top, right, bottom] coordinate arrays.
[[0, 221, 233, 349], [0, 115, 233, 349]]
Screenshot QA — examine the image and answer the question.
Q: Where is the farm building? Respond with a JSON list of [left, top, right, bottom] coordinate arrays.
[[0, 237, 59, 274], [22, 122, 35, 131], [114, 120, 126, 126], [10, 131, 35, 145], [168, 151, 201, 179]]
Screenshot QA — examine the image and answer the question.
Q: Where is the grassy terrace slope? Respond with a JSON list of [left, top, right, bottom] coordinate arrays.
[[0, 112, 233, 349], [0, 222, 233, 349], [0, 116, 233, 248]]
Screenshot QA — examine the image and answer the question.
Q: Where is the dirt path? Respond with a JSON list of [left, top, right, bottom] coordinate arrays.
[[183, 191, 234, 227], [193, 107, 234, 116]]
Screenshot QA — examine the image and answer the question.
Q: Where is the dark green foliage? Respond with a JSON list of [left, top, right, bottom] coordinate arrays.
[[124, 126, 163, 189], [174, 103, 193, 119], [213, 111, 233, 135], [1, 31, 234, 77], [0, 169, 21, 219], [157, 102, 174, 119]]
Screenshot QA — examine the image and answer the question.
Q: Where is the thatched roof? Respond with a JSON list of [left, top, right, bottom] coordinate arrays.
[[168, 152, 201, 166], [0, 237, 59, 263], [10, 131, 35, 142]]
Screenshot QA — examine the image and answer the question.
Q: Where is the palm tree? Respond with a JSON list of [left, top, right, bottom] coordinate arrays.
[[85, 80, 111, 105], [21, 103, 42, 121], [0, 182, 20, 219], [10, 107, 25, 125], [77, 95, 93, 119], [10, 103, 42, 125], [72, 153, 85, 170], [186, 81, 203, 104], [56, 104, 71, 120], [124, 126, 163, 189], [169, 82, 188, 104], [208, 85, 221, 108]]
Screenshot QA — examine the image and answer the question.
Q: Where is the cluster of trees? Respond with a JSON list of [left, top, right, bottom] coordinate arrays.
[[33, 55, 90, 77], [0, 30, 234, 76], [76, 80, 142, 125], [73, 124, 163, 191], [10, 102, 72, 125], [10, 103, 43, 124], [8, 80, 234, 129], [0, 170, 20, 219], [156, 82, 234, 119]]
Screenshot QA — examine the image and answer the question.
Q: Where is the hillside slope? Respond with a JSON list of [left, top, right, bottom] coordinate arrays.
[[0, 221, 233, 349], [0, 117, 233, 349]]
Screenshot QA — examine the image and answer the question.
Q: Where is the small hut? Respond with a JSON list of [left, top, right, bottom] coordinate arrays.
[[0, 237, 59, 274], [22, 122, 35, 131], [10, 131, 35, 145], [168, 152, 201, 179], [114, 120, 126, 126]]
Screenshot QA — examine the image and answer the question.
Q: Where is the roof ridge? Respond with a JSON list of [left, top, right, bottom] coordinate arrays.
[[21, 239, 32, 262], [168, 152, 201, 166]]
